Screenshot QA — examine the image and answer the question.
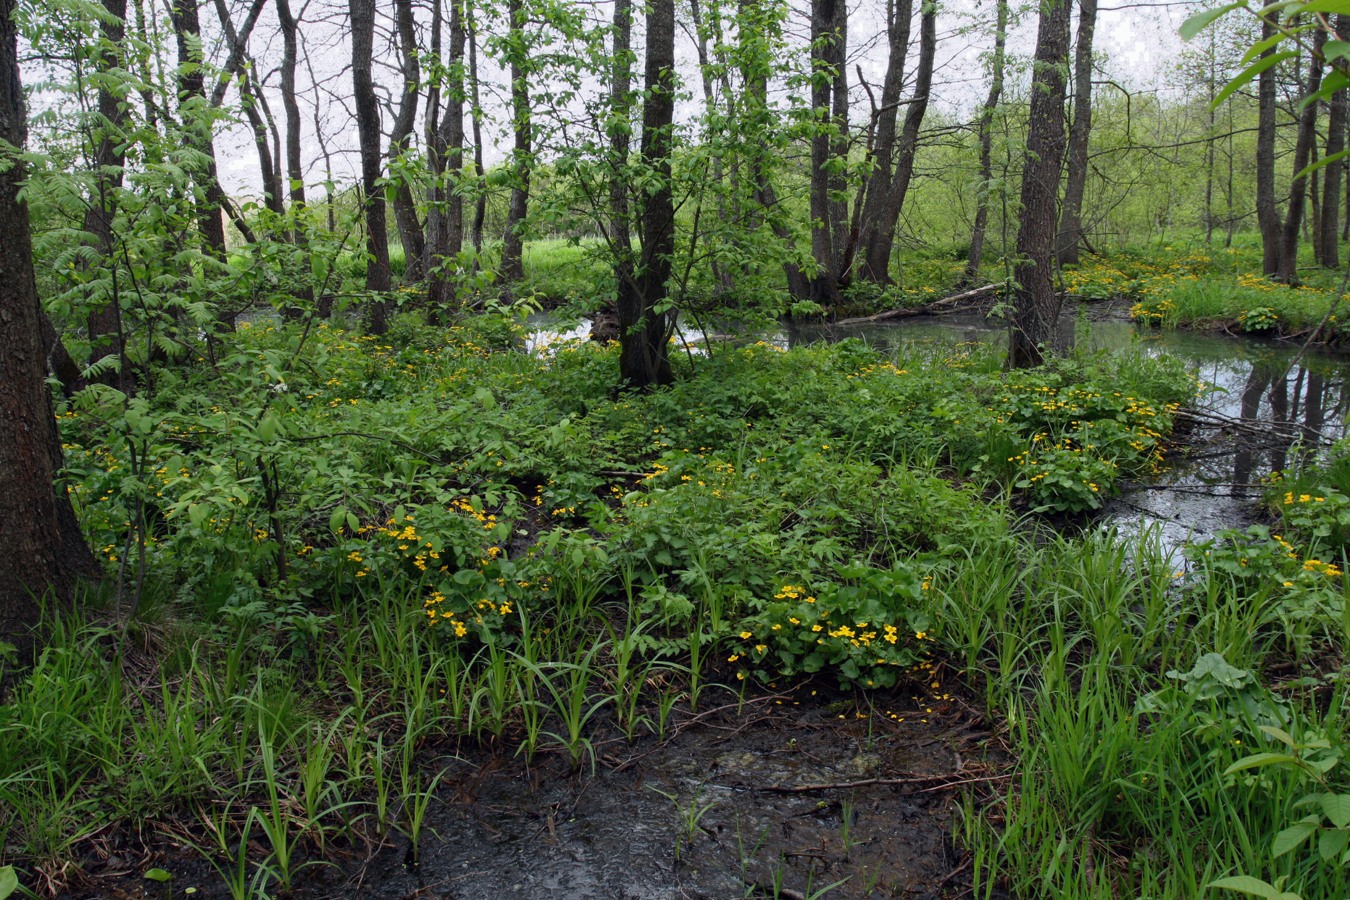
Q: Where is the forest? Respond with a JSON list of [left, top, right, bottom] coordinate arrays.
[[5, 0, 1350, 896]]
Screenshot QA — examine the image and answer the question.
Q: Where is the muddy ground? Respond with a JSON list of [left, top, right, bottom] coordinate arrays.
[[77, 672, 1006, 900]]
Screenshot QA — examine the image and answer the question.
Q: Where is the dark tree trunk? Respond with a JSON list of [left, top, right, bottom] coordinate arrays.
[[609, 0, 633, 252], [427, 0, 467, 310], [739, 0, 808, 298], [275, 0, 311, 312], [965, 0, 1007, 280], [858, 1, 935, 284], [1, 0, 99, 666], [1256, 17, 1280, 276], [467, 3, 487, 257], [1055, 0, 1097, 266], [84, 0, 129, 381], [169, 0, 228, 260], [807, 0, 846, 305], [618, 0, 676, 390], [500, 0, 531, 288], [1007, 0, 1071, 369], [1319, 16, 1348, 268], [276, 0, 306, 214], [209, 0, 268, 109], [238, 70, 285, 217], [390, 0, 425, 284], [1276, 28, 1324, 284], [855, 0, 913, 284], [350, 0, 391, 331]]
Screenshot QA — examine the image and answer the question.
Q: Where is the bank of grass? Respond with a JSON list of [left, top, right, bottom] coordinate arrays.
[[1, 313, 1346, 897], [1063, 234, 1350, 342]]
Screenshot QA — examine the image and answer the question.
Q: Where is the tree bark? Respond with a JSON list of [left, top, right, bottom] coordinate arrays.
[[806, 0, 846, 304], [238, 68, 285, 217], [855, 0, 913, 284], [1054, 0, 1097, 266], [858, 0, 936, 284], [500, 0, 531, 288], [350, 0, 391, 331], [1276, 28, 1324, 284], [1, 0, 99, 666], [618, 0, 676, 390], [965, 0, 1007, 280], [390, 0, 425, 284], [1007, 0, 1071, 369], [169, 0, 228, 260], [608, 0, 633, 253], [467, 3, 487, 257], [1256, 17, 1280, 276], [1319, 16, 1348, 268], [83, 0, 129, 383], [427, 0, 467, 310]]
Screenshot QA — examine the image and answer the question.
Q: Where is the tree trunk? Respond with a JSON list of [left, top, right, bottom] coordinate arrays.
[[349, 0, 391, 331], [1276, 28, 1324, 284], [500, 0, 531, 288], [1319, 16, 1348, 268], [858, 0, 936, 284], [855, 0, 913, 284], [618, 0, 676, 390], [275, 0, 311, 312], [806, 0, 846, 304], [467, 3, 487, 258], [608, 0, 633, 253], [238, 69, 285, 217], [739, 0, 809, 298], [965, 0, 1007, 280], [1054, 0, 1097, 266], [427, 0, 467, 310], [1, 0, 99, 666], [1007, 0, 1071, 369], [1256, 17, 1280, 276], [390, 0, 425, 284], [84, 0, 129, 383], [169, 0, 228, 261]]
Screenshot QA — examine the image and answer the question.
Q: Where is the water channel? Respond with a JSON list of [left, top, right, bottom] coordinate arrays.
[[529, 304, 1350, 554]]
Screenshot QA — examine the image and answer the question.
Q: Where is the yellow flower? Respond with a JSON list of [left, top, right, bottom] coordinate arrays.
[[740, 631, 753, 639]]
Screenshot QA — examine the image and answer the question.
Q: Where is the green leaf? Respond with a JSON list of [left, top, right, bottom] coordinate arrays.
[[1318, 826, 1349, 861], [144, 868, 172, 883], [1293, 146, 1350, 182], [1206, 875, 1280, 898], [1321, 793, 1350, 828], [329, 506, 347, 535], [0, 866, 17, 900], [1180, 2, 1246, 41], [1223, 752, 1304, 775], [1214, 51, 1299, 109], [1323, 39, 1350, 63], [1258, 725, 1295, 747], [346, 511, 360, 533], [1272, 819, 1318, 857], [1240, 31, 1291, 65], [1296, 0, 1350, 13]]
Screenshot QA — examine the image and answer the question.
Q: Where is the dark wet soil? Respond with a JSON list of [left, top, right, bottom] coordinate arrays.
[[72, 675, 1003, 900]]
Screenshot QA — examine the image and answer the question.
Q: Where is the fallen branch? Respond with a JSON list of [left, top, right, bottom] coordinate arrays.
[[758, 772, 1009, 794], [832, 283, 1001, 326]]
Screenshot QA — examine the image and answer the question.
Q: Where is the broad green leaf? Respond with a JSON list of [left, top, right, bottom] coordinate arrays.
[[1323, 39, 1350, 63], [1205, 875, 1280, 898], [1214, 51, 1299, 109], [1181, 2, 1245, 41], [1318, 826, 1349, 861], [0, 866, 17, 900], [1223, 752, 1302, 775], [1241, 31, 1291, 65], [1258, 725, 1295, 747], [311, 251, 329, 287], [144, 868, 172, 882], [1293, 146, 1350, 184], [346, 511, 360, 533], [1297, 0, 1350, 13], [1272, 819, 1318, 857], [329, 506, 347, 535], [1321, 793, 1350, 828]]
